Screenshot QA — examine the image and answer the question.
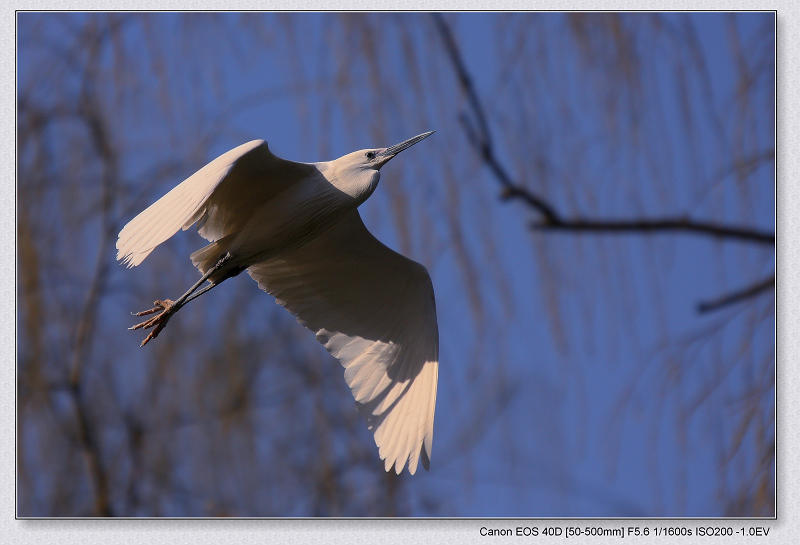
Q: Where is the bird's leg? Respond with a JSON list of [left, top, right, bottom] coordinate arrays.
[[130, 254, 231, 347]]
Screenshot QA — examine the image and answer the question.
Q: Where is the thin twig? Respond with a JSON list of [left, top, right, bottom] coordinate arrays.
[[697, 276, 774, 313]]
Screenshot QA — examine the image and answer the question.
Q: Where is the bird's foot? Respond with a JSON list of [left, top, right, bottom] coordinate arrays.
[[130, 299, 176, 347]]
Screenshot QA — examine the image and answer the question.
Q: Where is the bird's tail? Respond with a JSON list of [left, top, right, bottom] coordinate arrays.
[[190, 235, 236, 277]]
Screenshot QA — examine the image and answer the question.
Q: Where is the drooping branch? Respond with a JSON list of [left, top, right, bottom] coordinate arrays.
[[697, 276, 774, 313], [432, 13, 775, 247]]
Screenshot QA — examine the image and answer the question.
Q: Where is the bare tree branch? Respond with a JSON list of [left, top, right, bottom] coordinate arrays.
[[697, 275, 774, 313], [432, 13, 560, 223], [59, 29, 121, 516], [529, 217, 774, 245], [432, 13, 775, 247]]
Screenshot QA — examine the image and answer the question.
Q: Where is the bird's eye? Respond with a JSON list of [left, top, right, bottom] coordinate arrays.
[[365, 151, 375, 160]]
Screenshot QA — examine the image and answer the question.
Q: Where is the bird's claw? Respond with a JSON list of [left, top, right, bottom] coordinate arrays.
[[132, 300, 172, 318], [130, 299, 175, 347]]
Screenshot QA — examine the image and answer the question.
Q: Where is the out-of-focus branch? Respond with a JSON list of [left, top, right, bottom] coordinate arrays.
[[697, 275, 774, 313], [432, 13, 775, 247], [529, 217, 774, 244], [432, 13, 560, 223], [61, 29, 120, 516]]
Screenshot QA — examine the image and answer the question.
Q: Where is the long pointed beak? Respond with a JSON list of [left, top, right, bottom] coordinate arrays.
[[377, 131, 435, 161]]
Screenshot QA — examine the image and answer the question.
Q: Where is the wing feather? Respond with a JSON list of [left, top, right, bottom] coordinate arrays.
[[248, 211, 438, 474], [116, 140, 316, 267]]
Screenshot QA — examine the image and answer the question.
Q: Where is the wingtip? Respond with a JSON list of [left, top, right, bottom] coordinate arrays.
[[380, 450, 429, 476], [116, 249, 148, 268], [420, 447, 431, 472], [116, 246, 135, 267]]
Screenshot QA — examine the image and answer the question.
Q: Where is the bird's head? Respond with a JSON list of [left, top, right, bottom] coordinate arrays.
[[327, 131, 435, 200]]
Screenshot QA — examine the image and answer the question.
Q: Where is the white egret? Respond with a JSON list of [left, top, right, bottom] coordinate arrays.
[[116, 132, 438, 475]]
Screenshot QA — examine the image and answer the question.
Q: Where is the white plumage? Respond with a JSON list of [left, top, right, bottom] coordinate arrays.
[[116, 133, 438, 474]]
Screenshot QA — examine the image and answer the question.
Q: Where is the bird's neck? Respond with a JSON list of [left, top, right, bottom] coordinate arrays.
[[320, 163, 381, 204]]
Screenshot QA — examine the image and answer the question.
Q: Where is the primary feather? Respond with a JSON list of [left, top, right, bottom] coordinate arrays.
[[248, 211, 438, 474], [116, 140, 315, 266]]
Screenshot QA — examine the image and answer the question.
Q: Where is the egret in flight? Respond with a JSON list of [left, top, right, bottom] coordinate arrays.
[[116, 132, 438, 475]]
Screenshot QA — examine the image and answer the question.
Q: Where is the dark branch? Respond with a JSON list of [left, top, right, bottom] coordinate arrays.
[[432, 13, 774, 247], [697, 275, 774, 313], [529, 217, 775, 245], [433, 13, 560, 223], [432, 14, 491, 153]]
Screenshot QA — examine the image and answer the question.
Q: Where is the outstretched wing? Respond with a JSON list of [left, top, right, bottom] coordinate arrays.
[[116, 140, 316, 267], [248, 211, 439, 475]]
